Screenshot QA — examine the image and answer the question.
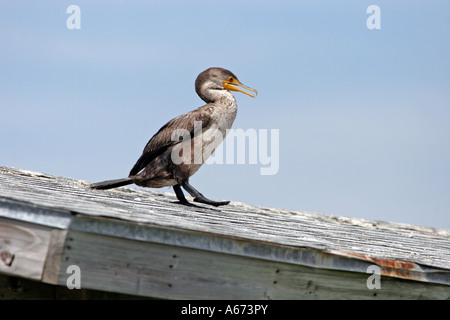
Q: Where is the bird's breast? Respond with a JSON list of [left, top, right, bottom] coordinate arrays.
[[210, 96, 238, 134], [184, 97, 237, 177]]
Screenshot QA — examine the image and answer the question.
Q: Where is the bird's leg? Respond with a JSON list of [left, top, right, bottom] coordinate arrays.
[[173, 184, 190, 205], [182, 182, 230, 207]]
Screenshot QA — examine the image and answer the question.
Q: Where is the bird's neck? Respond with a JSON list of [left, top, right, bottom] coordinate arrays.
[[200, 89, 236, 105], [202, 90, 237, 130], [211, 91, 237, 118], [210, 92, 238, 129]]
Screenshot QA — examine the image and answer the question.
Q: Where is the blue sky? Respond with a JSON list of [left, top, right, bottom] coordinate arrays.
[[1, 1, 449, 229]]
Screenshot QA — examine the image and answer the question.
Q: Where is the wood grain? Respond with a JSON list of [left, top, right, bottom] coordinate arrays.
[[0, 217, 52, 280], [0, 166, 449, 299], [55, 230, 450, 299]]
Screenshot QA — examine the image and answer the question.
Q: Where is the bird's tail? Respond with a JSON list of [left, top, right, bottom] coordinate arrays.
[[90, 178, 133, 190]]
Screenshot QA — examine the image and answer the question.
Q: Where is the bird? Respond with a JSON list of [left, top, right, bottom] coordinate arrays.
[[90, 67, 257, 207]]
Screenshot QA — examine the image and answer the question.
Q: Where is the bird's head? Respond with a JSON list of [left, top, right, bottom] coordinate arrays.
[[195, 67, 257, 103]]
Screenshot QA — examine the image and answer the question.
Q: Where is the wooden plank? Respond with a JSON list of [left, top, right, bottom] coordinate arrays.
[[0, 166, 448, 273], [0, 217, 53, 280], [0, 166, 449, 299], [53, 230, 450, 299], [66, 214, 450, 286], [42, 229, 68, 284]]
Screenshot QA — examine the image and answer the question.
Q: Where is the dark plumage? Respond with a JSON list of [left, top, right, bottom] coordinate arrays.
[[90, 67, 257, 206]]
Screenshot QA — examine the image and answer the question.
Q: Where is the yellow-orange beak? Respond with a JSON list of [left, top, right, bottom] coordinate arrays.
[[223, 78, 258, 98]]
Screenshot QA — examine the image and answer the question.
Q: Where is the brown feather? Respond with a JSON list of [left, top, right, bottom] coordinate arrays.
[[128, 104, 213, 181]]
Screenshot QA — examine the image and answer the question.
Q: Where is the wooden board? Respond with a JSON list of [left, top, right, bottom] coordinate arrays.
[[0, 166, 449, 299], [0, 167, 448, 269], [0, 218, 53, 280], [52, 229, 450, 299]]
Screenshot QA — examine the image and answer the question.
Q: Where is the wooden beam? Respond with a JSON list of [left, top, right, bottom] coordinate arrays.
[[0, 218, 53, 280], [50, 229, 450, 299], [0, 166, 449, 299]]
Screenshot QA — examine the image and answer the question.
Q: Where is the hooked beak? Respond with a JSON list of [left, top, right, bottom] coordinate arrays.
[[223, 78, 258, 98]]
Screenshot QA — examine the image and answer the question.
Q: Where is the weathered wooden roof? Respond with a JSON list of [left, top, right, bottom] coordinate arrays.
[[0, 166, 449, 299]]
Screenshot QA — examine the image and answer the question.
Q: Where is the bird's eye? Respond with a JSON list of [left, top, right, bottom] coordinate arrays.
[[228, 77, 234, 82]]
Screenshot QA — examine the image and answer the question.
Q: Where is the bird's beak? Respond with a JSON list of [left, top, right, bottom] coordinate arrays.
[[223, 79, 258, 98]]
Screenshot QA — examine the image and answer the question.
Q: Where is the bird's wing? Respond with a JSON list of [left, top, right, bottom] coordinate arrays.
[[129, 106, 211, 176], [128, 140, 180, 177]]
